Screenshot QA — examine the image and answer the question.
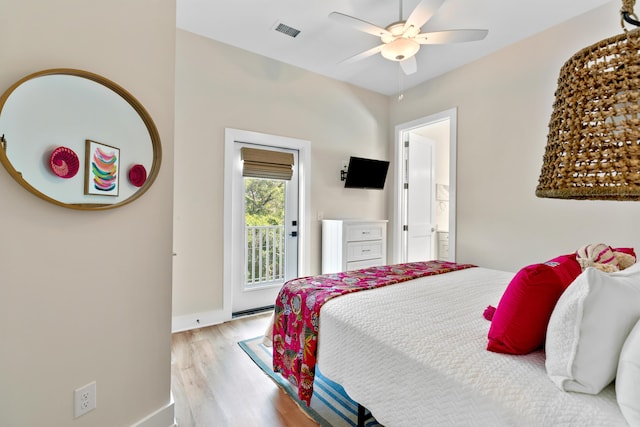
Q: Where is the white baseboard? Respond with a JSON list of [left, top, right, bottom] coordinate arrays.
[[131, 397, 175, 427], [171, 309, 230, 333]]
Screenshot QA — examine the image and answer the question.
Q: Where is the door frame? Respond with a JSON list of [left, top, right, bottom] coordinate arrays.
[[392, 108, 457, 263], [224, 128, 311, 321]]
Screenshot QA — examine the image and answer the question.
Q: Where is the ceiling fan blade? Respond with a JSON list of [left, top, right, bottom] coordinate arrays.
[[329, 12, 391, 38], [404, 0, 446, 32], [340, 44, 385, 64], [399, 56, 417, 75], [416, 29, 488, 44]]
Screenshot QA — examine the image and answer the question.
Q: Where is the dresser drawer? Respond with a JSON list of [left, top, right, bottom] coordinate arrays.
[[346, 258, 385, 271], [346, 240, 384, 261], [346, 224, 385, 242]]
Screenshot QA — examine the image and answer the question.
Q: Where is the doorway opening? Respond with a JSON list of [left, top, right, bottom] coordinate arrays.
[[393, 108, 457, 264], [224, 129, 310, 320]]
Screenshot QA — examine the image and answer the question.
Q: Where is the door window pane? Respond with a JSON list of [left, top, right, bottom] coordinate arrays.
[[244, 177, 285, 288]]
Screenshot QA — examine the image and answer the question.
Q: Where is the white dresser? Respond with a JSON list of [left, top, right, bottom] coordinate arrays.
[[321, 219, 388, 274]]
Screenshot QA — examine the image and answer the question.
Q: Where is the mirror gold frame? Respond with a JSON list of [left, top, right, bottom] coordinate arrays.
[[0, 68, 162, 210]]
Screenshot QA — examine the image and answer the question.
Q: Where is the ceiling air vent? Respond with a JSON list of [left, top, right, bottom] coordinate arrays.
[[273, 22, 301, 38]]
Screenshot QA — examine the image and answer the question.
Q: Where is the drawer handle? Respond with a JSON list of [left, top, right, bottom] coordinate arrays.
[[362, 249, 371, 253]]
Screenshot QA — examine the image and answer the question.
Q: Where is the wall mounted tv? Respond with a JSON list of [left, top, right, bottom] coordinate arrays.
[[344, 156, 390, 190]]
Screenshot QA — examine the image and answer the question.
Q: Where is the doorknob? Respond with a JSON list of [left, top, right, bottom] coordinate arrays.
[[289, 231, 298, 237]]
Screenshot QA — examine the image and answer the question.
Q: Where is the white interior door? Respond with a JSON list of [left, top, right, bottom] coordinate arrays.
[[231, 144, 299, 314], [405, 133, 436, 262]]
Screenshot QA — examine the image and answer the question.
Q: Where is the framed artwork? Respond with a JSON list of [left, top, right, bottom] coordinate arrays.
[[84, 140, 119, 196]]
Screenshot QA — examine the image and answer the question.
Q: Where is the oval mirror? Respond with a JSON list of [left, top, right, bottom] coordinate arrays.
[[0, 68, 161, 210]]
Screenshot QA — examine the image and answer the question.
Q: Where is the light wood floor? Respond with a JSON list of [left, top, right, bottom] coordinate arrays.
[[171, 312, 319, 427]]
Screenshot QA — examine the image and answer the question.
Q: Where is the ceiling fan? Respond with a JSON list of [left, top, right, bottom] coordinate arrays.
[[329, 0, 488, 75]]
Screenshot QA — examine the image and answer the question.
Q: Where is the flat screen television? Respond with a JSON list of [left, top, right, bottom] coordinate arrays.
[[344, 156, 390, 189]]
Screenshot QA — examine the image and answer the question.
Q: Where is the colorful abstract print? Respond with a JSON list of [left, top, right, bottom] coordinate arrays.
[[91, 146, 118, 192], [272, 260, 477, 405]]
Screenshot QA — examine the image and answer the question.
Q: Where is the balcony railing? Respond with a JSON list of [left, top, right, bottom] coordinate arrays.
[[245, 225, 285, 287]]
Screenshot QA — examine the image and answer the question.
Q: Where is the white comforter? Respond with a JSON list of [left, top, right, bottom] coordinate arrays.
[[316, 267, 627, 426]]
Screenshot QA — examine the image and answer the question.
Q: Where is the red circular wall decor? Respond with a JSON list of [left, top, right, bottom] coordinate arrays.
[[128, 164, 147, 187], [49, 146, 80, 179]]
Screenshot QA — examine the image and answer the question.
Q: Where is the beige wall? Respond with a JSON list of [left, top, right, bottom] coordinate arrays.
[[173, 1, 640, 326], [173, 30, 389, 325], [391, 0, 640, 272], [0, 1, 175, 426]]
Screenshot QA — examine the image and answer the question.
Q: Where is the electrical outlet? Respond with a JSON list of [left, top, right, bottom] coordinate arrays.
[[74, 381, 96, 418]]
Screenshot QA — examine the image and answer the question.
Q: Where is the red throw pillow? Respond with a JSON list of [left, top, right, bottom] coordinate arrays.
[[487, 254, 582, 355]]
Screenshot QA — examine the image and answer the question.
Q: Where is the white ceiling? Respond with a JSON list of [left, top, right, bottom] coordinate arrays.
[[177, 0, 614, 96]]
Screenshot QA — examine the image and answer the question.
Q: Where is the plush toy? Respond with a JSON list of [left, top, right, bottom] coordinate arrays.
[[576, 243, 636, 272], [615, 251, 636, 270]]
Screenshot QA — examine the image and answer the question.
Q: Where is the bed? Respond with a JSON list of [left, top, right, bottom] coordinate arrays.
[[271, 261, 631, 426]]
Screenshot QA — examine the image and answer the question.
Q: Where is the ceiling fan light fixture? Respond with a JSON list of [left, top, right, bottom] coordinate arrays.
[[381, 37, 420, 61]]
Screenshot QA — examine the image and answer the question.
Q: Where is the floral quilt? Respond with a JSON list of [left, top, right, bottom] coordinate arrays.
[[271, 260, 477, 405]]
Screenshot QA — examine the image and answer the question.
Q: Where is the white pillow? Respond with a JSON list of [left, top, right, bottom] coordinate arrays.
[[617, 319, 640, 426], [545, 265, 640, 394]]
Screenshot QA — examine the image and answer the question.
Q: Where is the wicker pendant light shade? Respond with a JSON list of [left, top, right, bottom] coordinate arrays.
[[536, 19, 640, 200]]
